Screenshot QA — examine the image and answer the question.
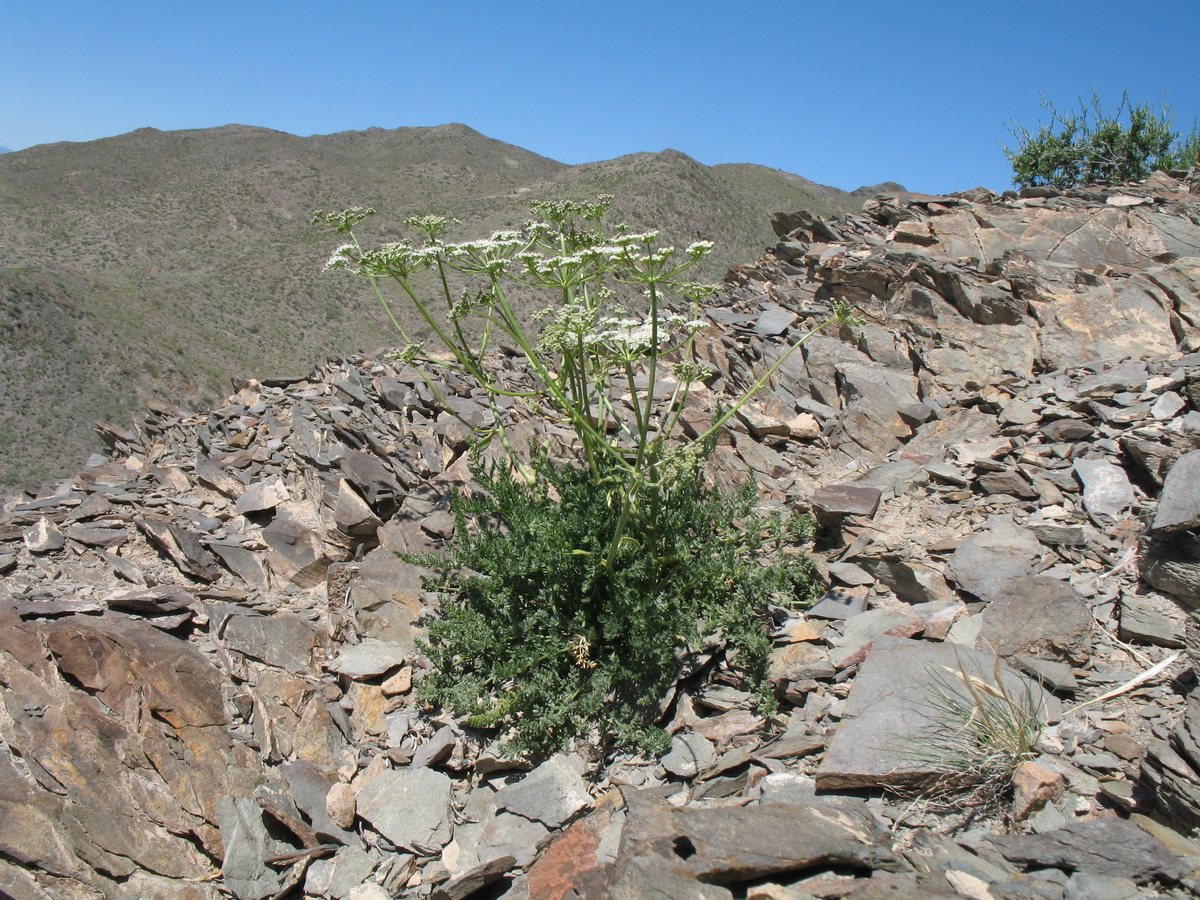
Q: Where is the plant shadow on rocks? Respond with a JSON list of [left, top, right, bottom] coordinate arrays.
[[409, 447, 822, 758]]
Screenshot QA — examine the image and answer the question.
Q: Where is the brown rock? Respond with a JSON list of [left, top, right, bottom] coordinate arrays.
[[325, 782, 357, 831], [1010, 760, 1066, 821], [976, 576, 1093, 664], [381, 665, 414, 695], [0, 613, 260, 888]]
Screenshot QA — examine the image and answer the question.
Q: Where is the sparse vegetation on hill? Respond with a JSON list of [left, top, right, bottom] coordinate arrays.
[[0, 124, 882, 486]]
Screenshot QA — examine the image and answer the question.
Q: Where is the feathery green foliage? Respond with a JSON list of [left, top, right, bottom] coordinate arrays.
[[1004, 91, 1199, 189], [413, 450, 821, 756]]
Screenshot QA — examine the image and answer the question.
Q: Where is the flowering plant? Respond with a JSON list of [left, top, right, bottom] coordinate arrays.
[[317, 197, 849, 569]]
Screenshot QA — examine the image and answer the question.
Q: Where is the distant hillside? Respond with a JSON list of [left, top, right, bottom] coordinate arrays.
[[0, 123, 899, 485], [0, 147, 11, 154]]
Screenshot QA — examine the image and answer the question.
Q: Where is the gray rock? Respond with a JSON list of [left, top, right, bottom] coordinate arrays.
[[986, 818, 1190, 885], [334, 479, 383, 536], [755, 307, 797, 337], [1000, 399, 1042, 425], [138, 516, 222, 581], [1119, 592, 1188, 648], [309, 846, 378, 900], [23, 517, 65, 553], [806, 586, 869, 620], [494, 754, 591, 829], [232, 478, 289, 515], [857, 459, 929, 494], [261, 506, 332, 588], [830, 608, 914, 667], [1012, 656, 1078, 693], [1143, 530, 1200, 606], [349, 545, 429, 648], [809, 483, 882, 524], [661, 731, 717, 779], [218, 611, 319, 673], [949, 515, 1041, 603], [276, 762, 354, 845], [355, 767, 453, 850], [924, 461, 971, 487], [105, 584, 193, 616], [431, 854, 519, 900], [756, 772, 818, 805], [529, 788, 903, 897], [473, 810, 551, 869], [1041, 418, 1096, 442], [325, 639, 407, 680], [1154, 449, 1200, 531], [622, 790, 902, 886], [1063, 872, 1145, 900], [768, 641, 837, 690], [1073, 458, 1135, 524], [826, 561, 874, 586], [1027, 521, 1088, 547], [64, 523, 129, 547], [1152, 391, 1187, 420], [978, 467, 1039, 499], [338, 450, 403, 507], [1142, 692, 1200, 829], [856, 557, 954, 604], [411, 724, 458, 769], [217, 795, 287, 900]]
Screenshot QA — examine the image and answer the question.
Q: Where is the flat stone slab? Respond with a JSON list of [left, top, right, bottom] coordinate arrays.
[[948, 515, 1040, 603], [494, 754, 591, 829], [807, 586, 868, 620], [529, 789, 903, 896], [829, 608, 913, 668], [1154, 449, 1200, 532], [810, 484, 883, 521], [816, 635, 1052, 791], [324, 639, 407, 680], [1119, 591, 1188, 648], [662, 731, 717, 779], [355, 767, 452, 850], [985, 818, 1190, 885], [219, 611, 319, 673], [755, 307, 797, 337], [976, 576, 1093, 664], [219, 795, 288, 900]]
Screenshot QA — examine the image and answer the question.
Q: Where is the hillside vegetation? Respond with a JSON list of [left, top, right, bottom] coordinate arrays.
[[0, 123, 891, 485]]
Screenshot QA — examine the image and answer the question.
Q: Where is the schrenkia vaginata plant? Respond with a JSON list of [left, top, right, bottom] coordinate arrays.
[[316, 196, 853, 754]]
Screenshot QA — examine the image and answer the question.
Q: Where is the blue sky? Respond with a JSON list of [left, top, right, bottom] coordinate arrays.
[[3, 1, 1198, 194]]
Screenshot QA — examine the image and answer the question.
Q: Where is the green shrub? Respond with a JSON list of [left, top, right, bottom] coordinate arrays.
[[413, 450, 822, 756], [318, 198, 845, 757], [1003, 91, 1199, 189]]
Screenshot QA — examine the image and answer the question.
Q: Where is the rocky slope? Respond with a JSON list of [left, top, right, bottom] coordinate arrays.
[[2, 171, 1200, 898], [0, 123, 883, 486]]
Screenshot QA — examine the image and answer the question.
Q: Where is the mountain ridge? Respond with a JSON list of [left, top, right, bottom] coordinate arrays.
[[0, 123, 906, 485]]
